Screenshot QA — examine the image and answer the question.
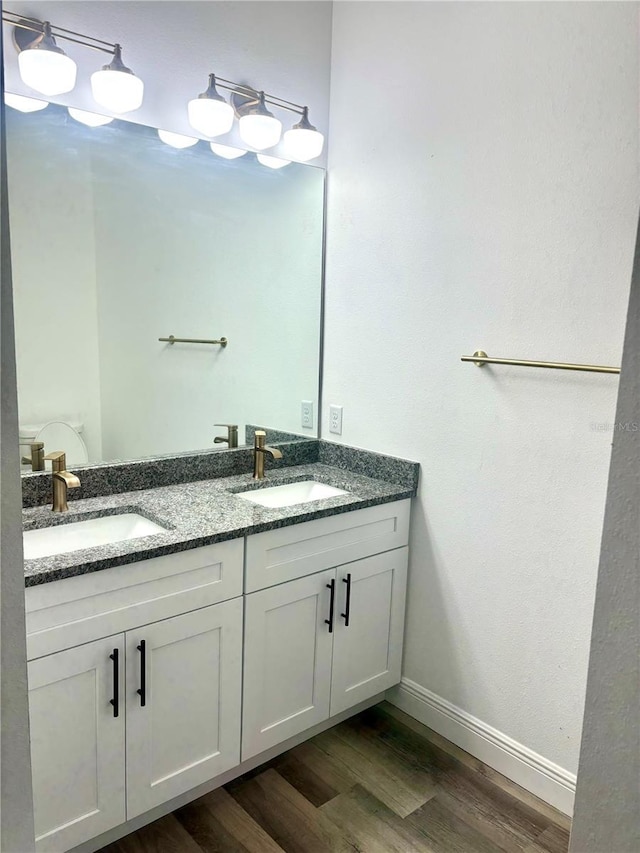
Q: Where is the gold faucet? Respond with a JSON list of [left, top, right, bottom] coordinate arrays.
[[45, 451, 81, 512], [20, 441, 45, 471], [252, 430, 283, 479], [214, 424, 239, 449]]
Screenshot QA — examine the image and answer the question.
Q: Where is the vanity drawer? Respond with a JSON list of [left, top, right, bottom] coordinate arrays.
[[25, 539, 243, 660], [245, 499, 410, 592]]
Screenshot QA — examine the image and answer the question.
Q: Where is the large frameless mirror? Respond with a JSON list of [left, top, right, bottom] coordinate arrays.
[[6, 104, 324, 469]]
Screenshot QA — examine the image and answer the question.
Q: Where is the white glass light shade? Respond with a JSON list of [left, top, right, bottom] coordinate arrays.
[[158, 130, 198, 149], [283, 127, 324, 162], [188, 98, 234, 137], [210, 142, 247, 160], [91, 69, 144, 113], [68, 108, 113, 127], [239, 113, 282, 150], [18, 49, 76, 96], [257, 154, 290, 170], [4, 93, 48, 112]]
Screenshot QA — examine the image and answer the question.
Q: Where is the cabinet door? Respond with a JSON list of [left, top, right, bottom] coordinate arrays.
[[242, 569, 335, 761], [126, 599, 243, 819], [28, 635, 125, 853], [330, 547, 408, 716]]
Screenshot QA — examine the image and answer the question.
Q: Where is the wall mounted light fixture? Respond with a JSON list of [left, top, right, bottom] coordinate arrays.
[[189, 74, 324, 161], [91, 44, 144, 113], [3, 10, 144, 113], [2, 10, 325, 164], [16, 20, 77, 95], [188, 74, 234, 137], [284, 107, 324, 162], [236, 91, 282, 150]]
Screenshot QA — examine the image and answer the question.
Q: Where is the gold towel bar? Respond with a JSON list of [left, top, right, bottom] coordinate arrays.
[[461, 350, 620, 375], [159, 335, 228, 347]]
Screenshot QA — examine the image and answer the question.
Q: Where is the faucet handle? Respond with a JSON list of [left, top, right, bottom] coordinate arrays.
[[44, 450, 67, 472]]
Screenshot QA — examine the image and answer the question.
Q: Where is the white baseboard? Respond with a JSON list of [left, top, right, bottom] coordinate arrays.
[[386, 678, 576, 816]]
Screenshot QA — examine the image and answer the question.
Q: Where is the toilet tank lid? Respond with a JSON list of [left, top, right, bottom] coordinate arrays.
[[19, 421, 84, 440]]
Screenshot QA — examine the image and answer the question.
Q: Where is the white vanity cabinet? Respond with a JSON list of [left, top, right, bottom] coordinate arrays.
[[329, 548, 408, 715], [25, 540, 244, 853], [242, 500, 410, 760], [24, 498, 411, 853], [28, 635, 126, 853], [243, 570, 336, 757], [125, 599, 242, 818]]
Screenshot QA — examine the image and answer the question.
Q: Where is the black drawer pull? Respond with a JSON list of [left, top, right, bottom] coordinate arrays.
[[341, 573, 352, 627], [325, 579, 335, 633], [109, 648, 119, 718], [137, 640, 146, 707]]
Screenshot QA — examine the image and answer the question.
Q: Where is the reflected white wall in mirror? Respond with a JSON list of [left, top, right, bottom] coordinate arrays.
[[6, 106, 324, 466]]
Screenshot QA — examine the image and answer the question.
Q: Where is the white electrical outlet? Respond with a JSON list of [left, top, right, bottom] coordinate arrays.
[[301, 400, 314, 429], [329, 404, 343, 435]]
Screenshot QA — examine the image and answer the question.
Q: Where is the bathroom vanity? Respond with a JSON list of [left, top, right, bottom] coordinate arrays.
[[22, 449, 417, 853], [8, 85, 419, 853]]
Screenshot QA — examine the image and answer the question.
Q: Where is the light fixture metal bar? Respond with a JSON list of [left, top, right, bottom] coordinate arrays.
[[214, 76, 306, 116], [48, 24, 114, 49], [2, 10, 41, 27], [159, 335, 228, 347], [263, 92, 306, 112], [3, 16, 43, 34], [46, 32, 114, 54], [461, 350, 620, 375], [2, 10, 117, 54]]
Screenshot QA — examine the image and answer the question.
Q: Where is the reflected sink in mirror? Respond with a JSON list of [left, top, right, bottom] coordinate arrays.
[[23, 513, 167, 560], [236, 480, 349, 509]]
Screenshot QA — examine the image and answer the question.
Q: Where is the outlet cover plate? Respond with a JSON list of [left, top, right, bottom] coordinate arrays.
[[329, 405, 343, 435], [301, 400, 314, 429]]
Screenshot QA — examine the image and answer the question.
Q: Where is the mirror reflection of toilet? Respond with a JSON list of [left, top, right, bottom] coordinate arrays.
[[19, 421, 89, 467]]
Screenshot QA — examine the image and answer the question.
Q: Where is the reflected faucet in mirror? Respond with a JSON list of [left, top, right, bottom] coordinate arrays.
[[214, 424, 239, 449], [252, 430, 283, 480], [45, 451, 81, 512], [20, 441, 45, 471]]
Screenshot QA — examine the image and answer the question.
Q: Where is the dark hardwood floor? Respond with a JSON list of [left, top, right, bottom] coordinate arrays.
[[99, 706, 571, 853]]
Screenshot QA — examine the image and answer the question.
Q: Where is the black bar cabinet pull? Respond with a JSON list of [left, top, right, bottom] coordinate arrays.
[[325, 579, 335, 633], [137, 640, 146, 707], [109, 648, 119, 718], [341, 573, 352, 626]]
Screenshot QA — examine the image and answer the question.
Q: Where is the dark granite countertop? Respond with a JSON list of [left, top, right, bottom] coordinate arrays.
[[23, 463, 416, 587]]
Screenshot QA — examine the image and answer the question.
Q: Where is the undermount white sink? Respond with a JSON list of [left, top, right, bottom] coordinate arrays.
[[237, 480, 349, 509], [23, 513, 167, 560]]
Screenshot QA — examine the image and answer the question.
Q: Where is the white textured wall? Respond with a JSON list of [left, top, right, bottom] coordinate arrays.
[[324, 1, 639, 776], [2, 1, 332, 167]]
